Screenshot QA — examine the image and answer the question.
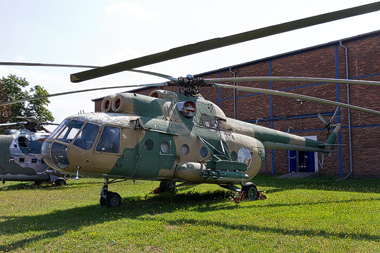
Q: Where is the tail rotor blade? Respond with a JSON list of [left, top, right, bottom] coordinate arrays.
[[318, 113, 329, 126], [329, 107, 340, 125]]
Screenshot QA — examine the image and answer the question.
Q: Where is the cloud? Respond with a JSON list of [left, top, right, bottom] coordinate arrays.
[[97, 48, 141, 66], [105, 1, 155, 22], [15, 55, 26, 62], [0, 66, 25, 79]]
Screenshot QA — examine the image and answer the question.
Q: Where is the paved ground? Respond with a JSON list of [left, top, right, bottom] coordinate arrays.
[[277, 172, 317, 179]]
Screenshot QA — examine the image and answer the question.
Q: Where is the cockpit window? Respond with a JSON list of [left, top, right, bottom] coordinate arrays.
[[73, 123, 99, 150], [96, 126, 120, 153], [56, 120, 84, 143], [48, 119, 69, 139]]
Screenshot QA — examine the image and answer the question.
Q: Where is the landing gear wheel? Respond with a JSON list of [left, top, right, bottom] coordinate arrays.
[[99, 178, 122, 207], [159, 180, 176, 193], [34, 181, 42, 185], [242, 182, 258, 201], [106, 191, 122, 208], [55, 179, 66, 186], [100, 196, 106, 207]]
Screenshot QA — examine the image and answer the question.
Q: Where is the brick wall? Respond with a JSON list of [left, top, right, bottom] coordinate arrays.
[[94, 31, 380, 178]]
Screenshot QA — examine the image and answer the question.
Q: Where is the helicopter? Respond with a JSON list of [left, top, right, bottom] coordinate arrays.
[[0, 117, 67, 186], [2, 2, 380, 207]]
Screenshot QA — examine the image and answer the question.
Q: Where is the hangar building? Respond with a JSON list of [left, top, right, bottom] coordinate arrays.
[[93, 30, 380, 178]]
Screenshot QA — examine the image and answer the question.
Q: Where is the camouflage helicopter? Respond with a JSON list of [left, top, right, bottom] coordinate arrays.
[[2, 2, 380, 207], [0, 117, 67, 185]]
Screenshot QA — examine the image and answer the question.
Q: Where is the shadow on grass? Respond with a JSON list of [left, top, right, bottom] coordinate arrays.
[[0, 179, 103, 191], [1, 188, 379, 251]]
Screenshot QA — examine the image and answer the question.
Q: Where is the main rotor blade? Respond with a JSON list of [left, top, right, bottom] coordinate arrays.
[[0, 82, 167, 106], [0, 62, 176, 81], [214, 83, 380, 116], [205, 76, 380, 86], [70, 2, 380, 83], [127, 69, 177, 81], [0, 62, 99, 68]]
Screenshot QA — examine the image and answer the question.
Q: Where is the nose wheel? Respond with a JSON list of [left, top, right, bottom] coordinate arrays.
[[100, 191, 122, 207], [100, 178, 122, 207]]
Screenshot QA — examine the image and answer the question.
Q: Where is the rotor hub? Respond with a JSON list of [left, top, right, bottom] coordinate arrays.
[[167, 76, 211, 96]]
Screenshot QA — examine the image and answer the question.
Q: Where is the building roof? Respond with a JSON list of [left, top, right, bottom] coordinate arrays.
[[196, 29, 380, 77]]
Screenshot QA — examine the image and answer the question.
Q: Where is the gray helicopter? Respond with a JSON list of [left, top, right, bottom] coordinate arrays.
[[0, 117, 67, 185]]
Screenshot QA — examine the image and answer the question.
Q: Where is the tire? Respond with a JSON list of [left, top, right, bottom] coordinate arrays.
[[34, 181, 42, 185], [159, 180, 175, 193], [242, 182, 258, 201], [55, 179, 66, 186], [106, 192, 122, 207], [100, 196, 106, 207]]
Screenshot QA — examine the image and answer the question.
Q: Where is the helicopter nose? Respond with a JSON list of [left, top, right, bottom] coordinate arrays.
[[41, 141, 70, 171]]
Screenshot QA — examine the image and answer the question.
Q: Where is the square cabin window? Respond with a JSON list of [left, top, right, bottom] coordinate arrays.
[[96, 126, 120, 153]]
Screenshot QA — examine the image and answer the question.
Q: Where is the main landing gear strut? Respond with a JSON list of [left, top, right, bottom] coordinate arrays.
[[100, 178, 122, 208], [220, 182, 258, 201]]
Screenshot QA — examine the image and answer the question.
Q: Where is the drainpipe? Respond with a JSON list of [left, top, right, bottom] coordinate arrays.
[[229, 68, 237, 119], [337, 41, 353, 180]]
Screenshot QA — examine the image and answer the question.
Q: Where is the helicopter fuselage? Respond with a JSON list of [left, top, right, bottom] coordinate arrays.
[[41, 90, 336, 185]]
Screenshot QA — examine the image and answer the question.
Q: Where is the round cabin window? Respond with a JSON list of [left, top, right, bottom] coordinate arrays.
[[144, 139, 154, 151], [181, 144, 189, 155], [200, 147, 208, 157]]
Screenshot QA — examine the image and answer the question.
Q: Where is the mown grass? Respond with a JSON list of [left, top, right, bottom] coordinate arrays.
[[0, 174, 379, 252]]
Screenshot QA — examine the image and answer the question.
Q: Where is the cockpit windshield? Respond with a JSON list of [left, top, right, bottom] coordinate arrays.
[[56, 120, 84, 143], [73, 123, 99, 150]]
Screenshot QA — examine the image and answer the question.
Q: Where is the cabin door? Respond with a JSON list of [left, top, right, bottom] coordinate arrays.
[[135, 131, 159, 178], [135, 131, 176, 178]]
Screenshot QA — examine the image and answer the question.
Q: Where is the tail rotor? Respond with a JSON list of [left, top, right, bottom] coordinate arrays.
[[318, 107, 339, 138]]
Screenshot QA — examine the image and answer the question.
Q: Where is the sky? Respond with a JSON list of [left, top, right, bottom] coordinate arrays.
[[1, 0, 380, 131]]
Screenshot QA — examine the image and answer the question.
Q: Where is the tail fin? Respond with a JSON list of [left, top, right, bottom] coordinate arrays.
[[324, 123, 341, 150]]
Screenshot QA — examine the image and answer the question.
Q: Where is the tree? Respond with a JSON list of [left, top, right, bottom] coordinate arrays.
[[0, 74, 54, 128]]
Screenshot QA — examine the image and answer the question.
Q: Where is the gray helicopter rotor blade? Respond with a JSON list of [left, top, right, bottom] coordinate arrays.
[[0, 122, 19, 126], [0, 82, 167, 106], [40, 122, 60, 126], [14, 116, 59, 125], [70, 2, 380, 83], [213, 83, 380, 116], [205, 76, 380, 86]]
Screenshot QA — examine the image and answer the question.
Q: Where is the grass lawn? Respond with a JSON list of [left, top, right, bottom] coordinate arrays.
[[0, 174, 379, 252]]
